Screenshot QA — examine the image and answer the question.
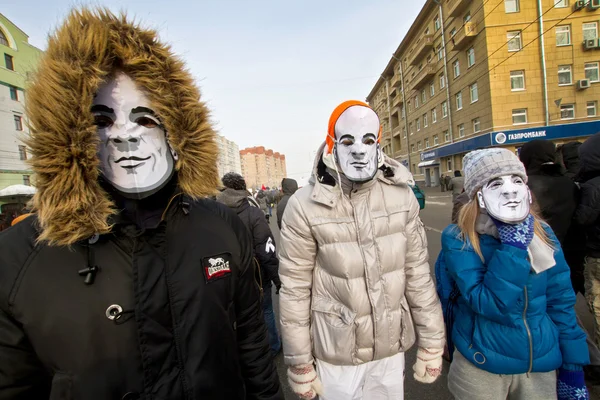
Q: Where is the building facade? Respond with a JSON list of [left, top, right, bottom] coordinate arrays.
[[0, 14, 42, 189], [216, 134, 242, 178], [240, 146, 287, 190], [367, 0, 600, 186]]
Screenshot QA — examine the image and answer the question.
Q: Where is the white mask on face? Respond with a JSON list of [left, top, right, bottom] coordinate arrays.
[[333, 106, 381, 182], [92, 73, 177, 199], [477, 174, 531, 223]]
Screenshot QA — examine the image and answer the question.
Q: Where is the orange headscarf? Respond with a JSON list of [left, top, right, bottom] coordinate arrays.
[[325, 100, 382, 156]]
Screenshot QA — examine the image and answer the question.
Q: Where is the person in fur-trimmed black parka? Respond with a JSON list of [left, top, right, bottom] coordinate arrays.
[[0, 8, 282, 400]]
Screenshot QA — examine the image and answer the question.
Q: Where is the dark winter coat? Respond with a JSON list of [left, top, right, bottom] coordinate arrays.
[[256, 192, 268, 213], [519, 139, 578, 244], [276, 179, 298, 229], [217, 188, 281, 289], [574, 133, 600, 257], [560, 142, 582, 180], [0, 9, 282, 400]]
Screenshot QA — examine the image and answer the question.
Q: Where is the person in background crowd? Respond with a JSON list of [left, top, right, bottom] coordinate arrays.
[[217, 173, 282, 357], [560, 142, 583, 181], [279, 100, 445, 400], [440, 148, 589, 400], [265, 187, 275, 217], [448, 170, 464, 202], [444, 174, 452, 193], [276, 178, 298, 230], [574, 133, 600, 349], [519, 139, 577, 244], [441, 174, 447, 192], [0, 9, 282, 399], [256, 190, 269, 222]]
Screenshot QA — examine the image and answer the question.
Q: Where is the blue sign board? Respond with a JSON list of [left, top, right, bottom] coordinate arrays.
[[420, 134, 491, 161], [491, 120, 600, 146]]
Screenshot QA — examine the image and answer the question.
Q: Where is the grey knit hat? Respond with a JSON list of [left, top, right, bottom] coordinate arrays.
[[463, 148, 527, 199]]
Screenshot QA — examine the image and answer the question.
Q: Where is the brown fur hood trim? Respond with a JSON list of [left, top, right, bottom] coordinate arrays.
[[25, 8, 219, 246]]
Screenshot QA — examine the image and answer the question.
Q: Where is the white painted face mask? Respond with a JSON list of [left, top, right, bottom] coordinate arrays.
[[477, 174, 531, 224], [92, 73, 177, 199], [333, 106, 381, 182]]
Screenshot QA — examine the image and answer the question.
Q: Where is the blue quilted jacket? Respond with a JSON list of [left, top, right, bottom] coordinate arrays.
[[440, 224, 589, 375]]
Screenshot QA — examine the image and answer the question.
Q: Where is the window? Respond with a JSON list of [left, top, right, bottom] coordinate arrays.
[[415, 95, 419, 108], [464, 12, 471, 23], [23, 175, 30, 186], [458, 124, 465, 138], [456, 92, 463, 110], [434, 135, 439, 145], [558, 65, 572, 85], [512, 109, 528, 124], [417, 118, 421, 131], [507, 31, 522, 52], [18, 145, 27, 161], [437, 44, 443, 61], [410, 122, 413, 134], [411, 144, 415, 153], [13, 115, 22, 131], [430, 82, 435, 97], [470, 83, 479, 103], [444, 130, 450, 142], [417, 141, 422, 150], [510, 70, 525, 90], [585, 62, 599, 83], [9, 86, 18, 101], [453, 60, 461, 78], [0, 30, 9, 47], [556, 25, 571, 46], [583, 23, 598, 41], [403, 126, 407, 138], [467, 48, 475, 67], [588, 101, 598, 117], [421, 89, 426, 104], [560, 104, 575, 120], [505, 0, 520, 13], [555, 0, 569, 7], [442, 101, 448, 118], [425, 27, 431, 35], [450, 27, 457, 37], [447, 158, 452, 171], [473, 118, 481, 133], [425, 138, 430, 148], [435, 16, 441, 31], [440, 73, 446, 89], [4, 54, 14, 70], [432, 108, 437, 123], [424, 113, 428, 127], [401, 106, 405, 119]]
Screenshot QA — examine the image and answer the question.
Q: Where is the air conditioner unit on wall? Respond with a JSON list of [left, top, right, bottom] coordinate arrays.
[[578, 79, 591, 90], [573, 0, 586, 10], [589, 0, 600, 10], [584, 39, 599, 50]]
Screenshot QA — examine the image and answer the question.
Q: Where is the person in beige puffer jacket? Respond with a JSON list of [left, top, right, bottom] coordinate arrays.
[[279, 100, 445, 400]]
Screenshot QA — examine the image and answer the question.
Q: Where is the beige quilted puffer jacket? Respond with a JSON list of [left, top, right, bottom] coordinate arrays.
[[278, 144, 445, 367]]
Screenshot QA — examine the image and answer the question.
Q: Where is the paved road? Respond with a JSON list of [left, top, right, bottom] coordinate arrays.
[[267, 186, 600, 399]]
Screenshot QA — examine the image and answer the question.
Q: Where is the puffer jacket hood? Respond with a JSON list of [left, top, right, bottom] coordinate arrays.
[[560, 142, 582, 178], [281, 178, 298, 196], [25, 8, 218, 246], [216, 188, 251, 210], [578, 133, 600, 181], [519, 139, 562, 176]]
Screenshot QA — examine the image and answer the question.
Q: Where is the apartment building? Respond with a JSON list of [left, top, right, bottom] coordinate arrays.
[[0, 14, 43, 189], [367, 0, 600, 186], [239, 146, 287, 190], [216, 134, 242, 178]]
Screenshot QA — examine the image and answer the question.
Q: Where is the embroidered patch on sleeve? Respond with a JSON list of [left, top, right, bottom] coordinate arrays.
[[202, 253, 233, 283]]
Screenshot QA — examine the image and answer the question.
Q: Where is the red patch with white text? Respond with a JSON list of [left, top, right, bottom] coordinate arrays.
[[202, 253, 233, 283]]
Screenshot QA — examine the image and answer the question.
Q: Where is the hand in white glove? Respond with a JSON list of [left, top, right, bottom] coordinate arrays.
[[413, 347, 444, 384], [287, 364, 324, 399]]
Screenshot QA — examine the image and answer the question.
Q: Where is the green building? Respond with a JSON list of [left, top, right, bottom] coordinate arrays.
[[0, 13, 42, 190]]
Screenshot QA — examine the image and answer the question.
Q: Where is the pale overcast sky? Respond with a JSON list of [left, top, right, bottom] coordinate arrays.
[[4, 0, 424, 186]]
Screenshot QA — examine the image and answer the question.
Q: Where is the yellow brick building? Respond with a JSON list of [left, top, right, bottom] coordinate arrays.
[[367, 0, 600, 186]]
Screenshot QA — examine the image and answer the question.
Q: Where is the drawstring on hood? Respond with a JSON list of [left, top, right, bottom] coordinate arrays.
[[25, 8, 219, 246]]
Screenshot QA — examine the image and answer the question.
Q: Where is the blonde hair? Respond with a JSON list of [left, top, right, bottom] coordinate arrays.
[[457, 199, 554, 261]]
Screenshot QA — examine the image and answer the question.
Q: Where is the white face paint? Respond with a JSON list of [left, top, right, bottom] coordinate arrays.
[[92, 73, 177, 199], [477, 174, 531, 223], [333, 106, 381, 182]]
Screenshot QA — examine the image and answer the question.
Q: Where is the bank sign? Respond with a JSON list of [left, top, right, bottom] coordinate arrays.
[[492, 120, 600, 146]]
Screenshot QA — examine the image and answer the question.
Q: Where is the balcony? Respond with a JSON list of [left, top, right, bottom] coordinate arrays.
[[392, 127, 402, 137], [410, 64, 436, 91], [452, 22, 478, 50], [447, 0, 470, 18], [409, 34, 434, 66], [390, 73, 402, 88], [391, 94, 404, 108]]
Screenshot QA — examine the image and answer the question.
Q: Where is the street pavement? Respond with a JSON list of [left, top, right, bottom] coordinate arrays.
[[267, 186, 600, 399]]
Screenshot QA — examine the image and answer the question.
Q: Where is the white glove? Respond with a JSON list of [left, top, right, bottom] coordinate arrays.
[[413, 347, 443, 384], [287, 364, 324, 399]]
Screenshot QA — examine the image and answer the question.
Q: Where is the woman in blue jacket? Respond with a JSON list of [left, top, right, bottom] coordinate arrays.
[[441, 148, 589, 400]]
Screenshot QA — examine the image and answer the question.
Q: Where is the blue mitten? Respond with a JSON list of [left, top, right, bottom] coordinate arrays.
[[491, 214, 534, 250], [557, 367, 589, 400]]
